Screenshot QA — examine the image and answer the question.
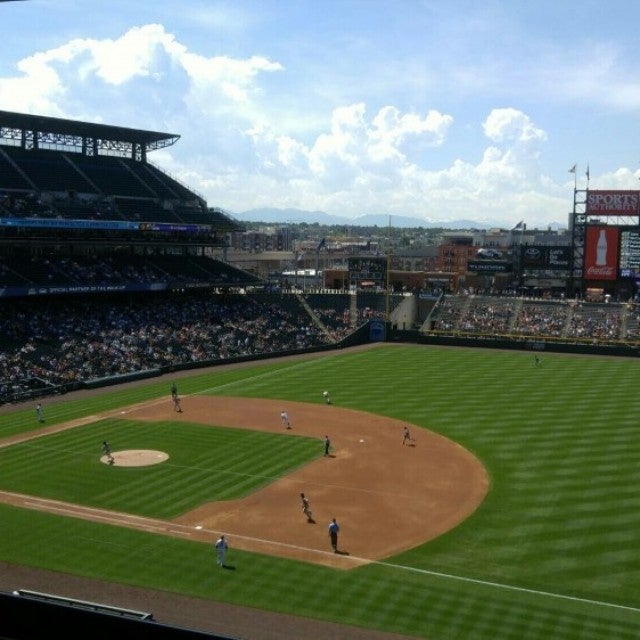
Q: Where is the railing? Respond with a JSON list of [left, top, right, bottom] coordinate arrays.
[[421, 328, 640, 350]]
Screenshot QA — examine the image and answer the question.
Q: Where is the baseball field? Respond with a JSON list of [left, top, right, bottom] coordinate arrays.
[[0, 343, 639, 639]]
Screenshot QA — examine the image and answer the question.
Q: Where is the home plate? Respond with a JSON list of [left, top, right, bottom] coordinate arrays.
[[359, 439, 364, 443], [195, 525, 203, 530]]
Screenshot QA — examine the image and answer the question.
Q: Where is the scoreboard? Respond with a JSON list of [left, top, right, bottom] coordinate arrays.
[[619, 229, 640, 275], [348, 257, 387, 287]]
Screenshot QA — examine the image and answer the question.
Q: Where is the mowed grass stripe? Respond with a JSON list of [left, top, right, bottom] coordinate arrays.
[[0, 418, 320, 519]]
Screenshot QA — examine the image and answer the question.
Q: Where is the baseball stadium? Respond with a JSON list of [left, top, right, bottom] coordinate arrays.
[[1, 112, 640, 640]]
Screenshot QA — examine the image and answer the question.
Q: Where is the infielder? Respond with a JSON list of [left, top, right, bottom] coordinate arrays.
[[214, 535, 228, 567], [300, 493, 314, 523], [281, 410, 291, 429]]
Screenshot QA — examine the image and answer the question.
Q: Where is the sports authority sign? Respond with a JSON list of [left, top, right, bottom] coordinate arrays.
[[586, 190, 640, 216], [584, 226, 618, 281]]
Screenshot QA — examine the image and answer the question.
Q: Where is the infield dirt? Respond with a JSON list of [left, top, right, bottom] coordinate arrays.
[[0, 395, 489, 569]]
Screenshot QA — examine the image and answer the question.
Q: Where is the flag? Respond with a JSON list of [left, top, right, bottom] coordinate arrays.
[[586, 165, 590, 180], [316, 237, 326, 251], [568, 164, 576, 174], [512, 220, 525, 231]]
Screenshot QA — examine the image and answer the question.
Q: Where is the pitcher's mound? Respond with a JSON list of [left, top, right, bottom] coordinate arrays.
[[100, 450, 169, 467]]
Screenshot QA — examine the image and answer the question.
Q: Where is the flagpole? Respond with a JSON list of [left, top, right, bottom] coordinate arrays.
[[569, 163, 577, 190], [386, 215, 391, 325]]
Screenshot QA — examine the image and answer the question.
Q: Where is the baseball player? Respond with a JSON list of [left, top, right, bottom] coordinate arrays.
[[322, 390, 332, 404], [300, 493, 314, 523], [328, 518, 340, 552], [214, 535, 228, 567], [281, 410, 291, 429], [102, 441, 115, 465]]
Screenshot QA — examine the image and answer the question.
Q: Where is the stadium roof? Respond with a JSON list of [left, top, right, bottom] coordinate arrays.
[[0, 110, 180, 150]]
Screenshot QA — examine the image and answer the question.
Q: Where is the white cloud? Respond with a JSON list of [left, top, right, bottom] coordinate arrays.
[[1, 16, 628, 229], [482, 108, 547, 144]]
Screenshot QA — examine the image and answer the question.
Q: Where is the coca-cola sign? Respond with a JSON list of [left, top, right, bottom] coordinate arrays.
[[584, 226, 618, 281], [586, 190, 640, 216]]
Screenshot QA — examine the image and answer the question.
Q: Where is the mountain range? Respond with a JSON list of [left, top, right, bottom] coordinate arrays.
[[231, 208, 565, 230]]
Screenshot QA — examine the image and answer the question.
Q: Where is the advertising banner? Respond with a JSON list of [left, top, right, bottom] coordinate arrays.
[[369, 319, 386, 342], [521, 245, 546, 267], [0, 282, 169, 298], [467, 261, 511, 273], [586, 190, 640, 216], [520, 246, 571, 269], [0, 217, 140, 230], [548, 247, 571, 269], [584, 226, 618, 281]]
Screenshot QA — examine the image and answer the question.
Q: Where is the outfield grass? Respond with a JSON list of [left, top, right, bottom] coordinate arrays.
[[1, 344, 639, 639]]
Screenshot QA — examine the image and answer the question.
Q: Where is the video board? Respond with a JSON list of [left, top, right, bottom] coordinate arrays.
[[348, 257, 387, 286], [619, 229, 640, 276]]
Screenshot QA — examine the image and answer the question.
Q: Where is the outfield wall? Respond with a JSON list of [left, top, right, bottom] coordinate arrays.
[[390, 328, 640, 358]]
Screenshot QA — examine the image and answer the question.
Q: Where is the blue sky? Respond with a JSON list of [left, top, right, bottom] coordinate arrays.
[[2, 0, 640, 229]]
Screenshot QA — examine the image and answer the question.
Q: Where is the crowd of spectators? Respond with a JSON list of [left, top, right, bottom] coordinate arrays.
[[625, 310, 640, 339], [459, 299, 515, 334], [307, 304, 352, 341], [430, 297, 469, 331], [565, 303, 622, 340], [512, 303, 568, 337], [429, 294, 631, 341], [0, 254, 257, 290], [0, 292, 341, 404], [5, 291, 640, 405]]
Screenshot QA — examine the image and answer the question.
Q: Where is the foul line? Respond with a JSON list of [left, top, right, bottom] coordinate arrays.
[[376, 560, 640, 614], [160, 518, 640, 615], [196, 356, 335, 396], [7, 489, 639, 615], [115, 357, 326, 417]]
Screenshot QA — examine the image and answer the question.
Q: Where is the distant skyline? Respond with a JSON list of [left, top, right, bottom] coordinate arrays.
[[2, 1, 640, 228]]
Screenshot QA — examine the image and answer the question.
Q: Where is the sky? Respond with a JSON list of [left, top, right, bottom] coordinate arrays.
[[2, 0, 640, 229]]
